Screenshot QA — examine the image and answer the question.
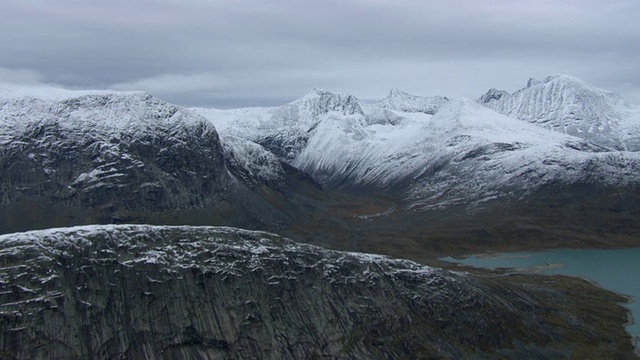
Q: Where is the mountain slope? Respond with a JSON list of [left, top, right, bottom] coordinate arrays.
[[0, 225, 633, 359], [0, 86, 320, 234], [479, 75, 640, 151]]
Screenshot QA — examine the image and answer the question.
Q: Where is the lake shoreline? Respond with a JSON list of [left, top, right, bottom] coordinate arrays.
[[439, 248, 640, 356]]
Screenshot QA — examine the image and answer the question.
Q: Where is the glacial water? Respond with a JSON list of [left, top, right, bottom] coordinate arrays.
[[442, 248, 640, 345]]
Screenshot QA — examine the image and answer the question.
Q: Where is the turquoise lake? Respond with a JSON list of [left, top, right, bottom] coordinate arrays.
[[442, 248, 640, 345]]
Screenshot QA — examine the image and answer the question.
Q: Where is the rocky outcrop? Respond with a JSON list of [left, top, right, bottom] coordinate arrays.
[[478, 88, 509, 104], [0, 225, 632, 359]]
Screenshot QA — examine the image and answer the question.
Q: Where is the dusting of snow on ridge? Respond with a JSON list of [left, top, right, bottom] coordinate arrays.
[[0, 224, 437, 277], [0, 84, 213, 142]]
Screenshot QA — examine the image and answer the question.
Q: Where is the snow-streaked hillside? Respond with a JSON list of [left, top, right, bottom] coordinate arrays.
[[3, 77, 639, 217], [195, 86, 640, 209], [479, 75, 640, 151]]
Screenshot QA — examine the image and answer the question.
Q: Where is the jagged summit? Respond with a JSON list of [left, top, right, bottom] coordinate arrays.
[[298, 87, 337, 99], [478, 88, 510, 103], [377, 88, 449, 115], [290, 88, 364, 118], [480, 74, 640, 151]]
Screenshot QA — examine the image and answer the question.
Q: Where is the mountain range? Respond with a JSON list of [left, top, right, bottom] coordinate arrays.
[[1, 75, 639, 358], [191, 75, 640, 255]]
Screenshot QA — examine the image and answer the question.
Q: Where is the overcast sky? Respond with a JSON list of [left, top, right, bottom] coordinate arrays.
[[1, 0, 639, 108]]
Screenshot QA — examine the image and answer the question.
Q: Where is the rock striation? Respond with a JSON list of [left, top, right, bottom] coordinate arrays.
[[0, 225, 629, 359]]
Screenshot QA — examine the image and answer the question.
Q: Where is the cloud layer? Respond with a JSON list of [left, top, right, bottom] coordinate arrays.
[[1, 0, 639, 107]]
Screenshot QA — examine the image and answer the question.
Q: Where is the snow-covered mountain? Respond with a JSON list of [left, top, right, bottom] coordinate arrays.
[[376, 88, 449, 114], [2, 81, 639, 358], [195, 85, 640, 210], [192, 89, 365, 161], [0, 85, 317, 234], [294, 98, 640, 208], [479, 75, 640, 151]]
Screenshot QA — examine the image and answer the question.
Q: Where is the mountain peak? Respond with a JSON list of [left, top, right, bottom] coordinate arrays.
[[287, 88, 364, 124], [388, 88, 409, 97], [378, 89, 449, 115], [543, 74, 582, 84], [479, 74, 640, 150], [526, 78, 541, 88], [310, 87, 329, 96], [478, 88, 510, 104], [296, 88, 357, 103]]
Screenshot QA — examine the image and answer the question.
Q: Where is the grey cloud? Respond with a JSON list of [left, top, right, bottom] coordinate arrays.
[[1, 0, 639, 107], [0, 67, 46, 85]]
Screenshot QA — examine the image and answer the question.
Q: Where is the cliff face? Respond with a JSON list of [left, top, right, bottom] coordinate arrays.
[[0, 225, 632, 359]]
